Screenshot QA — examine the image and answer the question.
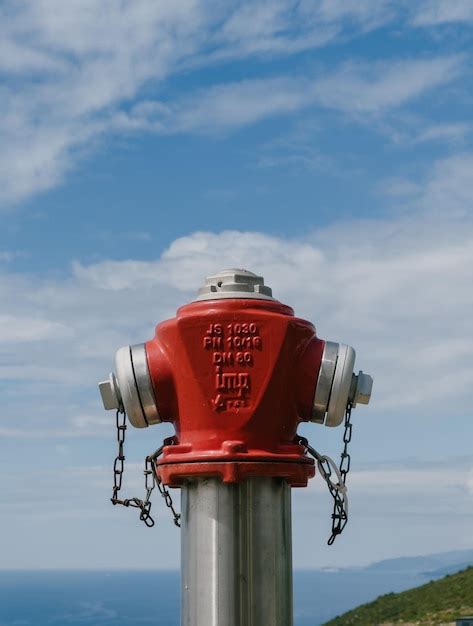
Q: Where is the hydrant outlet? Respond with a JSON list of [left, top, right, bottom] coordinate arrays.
[[99, 344, 160, 428]]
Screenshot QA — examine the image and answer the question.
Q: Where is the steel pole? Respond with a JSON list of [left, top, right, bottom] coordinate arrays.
[[181, 477, 293, 626]]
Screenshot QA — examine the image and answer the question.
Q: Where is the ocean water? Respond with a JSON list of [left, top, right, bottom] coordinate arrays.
[[0, 569, 432, 626]]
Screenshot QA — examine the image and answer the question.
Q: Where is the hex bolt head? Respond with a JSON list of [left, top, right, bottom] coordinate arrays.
[[350, 371, 373, 407], [98, 373, 122, 411]]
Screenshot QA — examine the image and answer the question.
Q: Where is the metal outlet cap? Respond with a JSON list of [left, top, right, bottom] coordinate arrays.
[[115, 344, 160, 428], [97, 345, 160, 428]]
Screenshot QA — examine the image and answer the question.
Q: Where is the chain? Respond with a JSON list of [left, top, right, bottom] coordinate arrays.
[[299, 401, 353, 545], [153, 464, 181, 528], [112, 400, 353, 539], [111, 409, 181, 528]]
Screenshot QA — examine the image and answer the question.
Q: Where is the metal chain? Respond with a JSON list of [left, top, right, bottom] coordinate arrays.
[[299, 401, 353, 545], [112, 400, 353, 539], [111, 409, 181, 528], [153, 463, 181, 528]]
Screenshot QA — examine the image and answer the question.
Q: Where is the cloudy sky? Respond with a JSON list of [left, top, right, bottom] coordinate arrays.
[[1, 0, 472, 570]]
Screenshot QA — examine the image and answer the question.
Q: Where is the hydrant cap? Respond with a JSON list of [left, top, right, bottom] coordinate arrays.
[[195, 268, 276, 301]]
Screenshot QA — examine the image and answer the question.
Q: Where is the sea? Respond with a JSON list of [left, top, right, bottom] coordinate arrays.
[[0, 567, 439, 626]]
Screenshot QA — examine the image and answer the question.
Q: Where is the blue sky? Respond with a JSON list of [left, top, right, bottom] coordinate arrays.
[[1, 0, 472, 570]]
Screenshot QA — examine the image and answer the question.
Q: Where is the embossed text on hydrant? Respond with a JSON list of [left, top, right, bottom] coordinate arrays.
[[202, 322, 262, 412]]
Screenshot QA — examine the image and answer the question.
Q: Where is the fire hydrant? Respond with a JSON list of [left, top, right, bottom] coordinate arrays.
[[99, 269, 372, 626]]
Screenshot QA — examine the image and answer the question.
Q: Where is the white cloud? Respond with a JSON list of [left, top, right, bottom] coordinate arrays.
[[383, 178, 422, 197], [1, 0, 465, 208], [418, 153, 473, 216], [0, 0, 401, 209], [415, 123, 472, 145], [309, 55, 463, 114], [201, 0, 396, 62], [115, 55, 464, 136], [378, 117, 473, 148], [0, 414, 111, 439], [0, 0, 207, 207], [304, 456, 473, 517], [350, 463, 473, 501], [467, 468, 473, 496], [1, 153, 473, 446], [0, 250, 19, 262], [411, 0, 473, 26], [1, 152, 472, 568], [384, 153, 473, 209], [0, 314, 72, 343]]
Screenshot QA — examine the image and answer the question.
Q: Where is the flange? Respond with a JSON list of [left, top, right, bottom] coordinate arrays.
[[326, 344, 356, 427], [115, 344, 160, 428], [312, 342, 356, 427]]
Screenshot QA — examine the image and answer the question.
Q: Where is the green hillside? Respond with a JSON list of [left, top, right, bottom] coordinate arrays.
[[323, 566, 473, 626]]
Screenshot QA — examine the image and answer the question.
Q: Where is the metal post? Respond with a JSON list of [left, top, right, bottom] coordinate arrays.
[[181, 477, 293, 626]]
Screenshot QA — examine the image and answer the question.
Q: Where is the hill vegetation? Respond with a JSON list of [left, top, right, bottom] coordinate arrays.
[[323, 566, 473, 626]]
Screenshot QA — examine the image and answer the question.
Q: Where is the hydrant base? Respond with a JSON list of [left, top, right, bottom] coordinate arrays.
[[157, 459, 315, 487]]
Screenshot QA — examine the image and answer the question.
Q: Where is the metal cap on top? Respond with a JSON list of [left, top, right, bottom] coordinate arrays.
[[195, 268, 275, 301]]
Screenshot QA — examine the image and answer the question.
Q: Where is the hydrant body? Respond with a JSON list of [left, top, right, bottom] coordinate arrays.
[[98, 269, 373, 626], [149, 297, 321, 487]]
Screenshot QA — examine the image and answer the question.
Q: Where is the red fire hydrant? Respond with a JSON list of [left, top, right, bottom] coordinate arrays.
[[99, 269, 372, 626]]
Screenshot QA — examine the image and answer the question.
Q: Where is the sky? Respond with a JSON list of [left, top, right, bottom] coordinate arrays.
[[0, 0, 472, 571]]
